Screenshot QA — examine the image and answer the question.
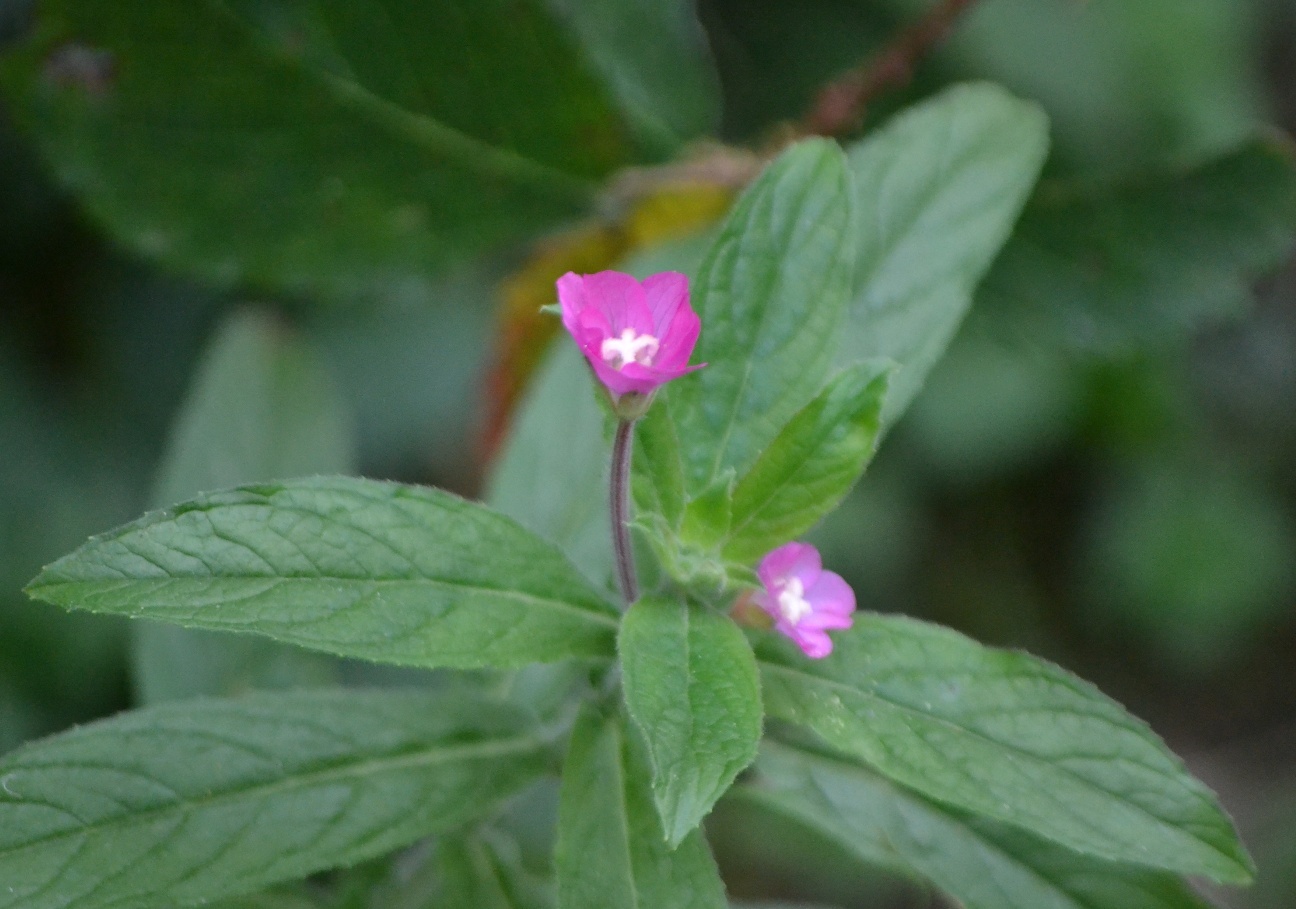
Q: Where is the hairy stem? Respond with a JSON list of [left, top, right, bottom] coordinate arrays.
[[610, 419, 639, 606]]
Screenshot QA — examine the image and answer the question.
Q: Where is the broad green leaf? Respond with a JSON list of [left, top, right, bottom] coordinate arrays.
[[556, 706, 727, 909], [0, 689, 548, 909], [745, 740, 1216, 909], [136, 308, 354, 704], [0, 0, 636, 291], [486, 343, 612, 588], [755, 614, 1253, 883], [540, 0, 720, 153], [977, 137, 1296, 355], [619, 597, 761, 845], [662, 138, 858, 496], [722, 363, 889, 564], [840, 82, 1049, 428], [27, 476, 619, 669]]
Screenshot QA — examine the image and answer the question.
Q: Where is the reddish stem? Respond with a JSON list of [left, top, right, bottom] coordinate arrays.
[[805, 0, 982, 137]]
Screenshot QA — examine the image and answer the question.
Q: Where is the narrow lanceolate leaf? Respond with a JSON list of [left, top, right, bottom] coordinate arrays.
[[0, 0, 637, 291], [556, 707, 727, 909], [755, 615, 1254, 883], [841, 82, 1049, 428], [0, 690, 549, 909], [136, 308, 354, 704], [486, 343, 612, 587], [27, 476, 619, 669], [619, 598, 761, 845], [745, 740, 1216, 909], [722, 363, 890, 564], [978, 137, 1296, 355], [665, 138, 859, 496]]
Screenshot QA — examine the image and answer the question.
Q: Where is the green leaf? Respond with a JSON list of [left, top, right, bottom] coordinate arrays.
[[632, 390, 688, 530], [678, 468, 736, 552], [210, 890, 322, 909], [840, 82, 1049, 428], [27, 476, 619, 669], [619, 597, 761, 846], [0, 0, 636, 291], [540, 0, 720, 153], [486, 343, 612, 588], [746, 740, 1216, 909], [658, 138, 859, 497], [431, 831, 554, 909], [136, 308, 354, 704], [722, 363, 889, 564], [556, 706, 728, 909], [755, 614, 1253, 883], [0, 689, 548, 909], [977, 137, 1296, 354]]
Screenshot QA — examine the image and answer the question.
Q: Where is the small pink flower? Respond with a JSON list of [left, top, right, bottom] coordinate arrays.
[[557, 270, 703, 399], [753, 542, 856, 659]]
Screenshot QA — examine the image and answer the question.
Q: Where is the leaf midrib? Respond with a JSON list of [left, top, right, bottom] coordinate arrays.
[[203, 0, 597, 200], [30, 574, 620, 630], [0, 733, 544, 862]]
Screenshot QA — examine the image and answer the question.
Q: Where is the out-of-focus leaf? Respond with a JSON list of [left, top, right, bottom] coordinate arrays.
[[921, 0, 1265, 168], [555, 706, 728, 909], [746, 739, 1217, 909], [978, 138, 1296, 355], [641, 138, 857, 506], [723, 363, 889, 563], [28, 477, 619, 669], [0, 0, 639, 291], [0, 690, 548, 909], [135, 308, 353, 704], [619, 597, 761, 845], [903, 331, 1081, 482], [1081, 456, 1296, 668], [433, 831, 554, 909], [486, 343, 611, 589], [840, 82, 1049, 428], [755, 614, 1254, 883], [541, 0, 719, 153]]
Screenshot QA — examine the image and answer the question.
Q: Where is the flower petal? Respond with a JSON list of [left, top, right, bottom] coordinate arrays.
[[758, 542, 822, 591], [582, 271, 652, 334], [642, 271, 690, 330], [654, 303, 702, 371], [557, 272, 587, 339], [791, 627, 834, 659], [806, 570, 856, 617]]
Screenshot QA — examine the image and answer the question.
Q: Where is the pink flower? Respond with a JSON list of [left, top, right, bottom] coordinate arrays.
[[557, 270, 703, 399], [753, 543, 856, 659]]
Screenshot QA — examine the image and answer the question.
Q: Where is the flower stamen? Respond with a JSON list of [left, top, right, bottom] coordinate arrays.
[[776, 576, 812, 624], [600, 328, 660, 370]]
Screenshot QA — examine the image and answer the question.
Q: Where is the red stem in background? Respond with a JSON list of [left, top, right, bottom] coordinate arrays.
[[805, 0, 982, 137]]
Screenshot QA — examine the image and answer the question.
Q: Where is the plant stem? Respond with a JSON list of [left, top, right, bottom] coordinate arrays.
[[804, 0, 982, 137], [610, 419, 639, 606]]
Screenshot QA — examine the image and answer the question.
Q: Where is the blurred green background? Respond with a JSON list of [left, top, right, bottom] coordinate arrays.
[[2, 1, 1296, 906]]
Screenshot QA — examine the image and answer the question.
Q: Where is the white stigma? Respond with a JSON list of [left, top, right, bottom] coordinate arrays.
[[776, 576, 812, 624], [601, 328, 660, 370]]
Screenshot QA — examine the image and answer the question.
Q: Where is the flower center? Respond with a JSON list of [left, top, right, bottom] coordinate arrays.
[[600, 328, 660, 370], [775, 576, 812, 624]]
